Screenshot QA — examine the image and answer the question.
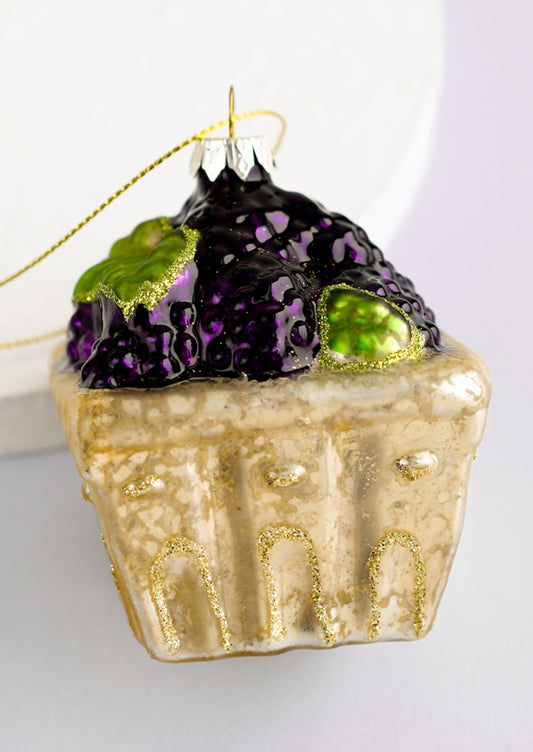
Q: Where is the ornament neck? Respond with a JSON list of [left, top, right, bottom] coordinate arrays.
[[189, 137, 274, 183]]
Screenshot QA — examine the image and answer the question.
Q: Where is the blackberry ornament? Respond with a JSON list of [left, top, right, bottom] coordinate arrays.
[[66, 138, 440, 387], [52, 112, 490, 662]]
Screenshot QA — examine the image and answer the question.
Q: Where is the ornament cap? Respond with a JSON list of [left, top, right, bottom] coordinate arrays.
[[189, 136, 274, 182]]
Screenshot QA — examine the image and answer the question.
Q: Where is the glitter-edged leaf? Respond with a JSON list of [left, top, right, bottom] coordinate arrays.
[[317, 285, 424, 371], [73, 218, 199, 320]]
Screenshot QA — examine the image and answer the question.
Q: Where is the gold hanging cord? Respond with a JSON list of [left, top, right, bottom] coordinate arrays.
[[228, 86, 236, 139], [0, 99, 286, 351], [0, 329, 67, 351]]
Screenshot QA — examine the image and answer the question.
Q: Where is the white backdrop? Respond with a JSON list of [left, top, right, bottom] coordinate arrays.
[[1, 1, 533, 750], [0, 0, 442, 453]]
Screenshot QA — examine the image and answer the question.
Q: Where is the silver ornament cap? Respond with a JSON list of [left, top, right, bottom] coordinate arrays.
[[189, 136, 275, 182]]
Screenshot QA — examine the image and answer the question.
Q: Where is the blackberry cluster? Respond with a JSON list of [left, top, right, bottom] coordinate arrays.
[[67, 163, 441, 388], [71, 272, 199, 388]]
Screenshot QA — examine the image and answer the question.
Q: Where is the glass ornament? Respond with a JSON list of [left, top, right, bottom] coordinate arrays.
[[51, 131, 491, 661]]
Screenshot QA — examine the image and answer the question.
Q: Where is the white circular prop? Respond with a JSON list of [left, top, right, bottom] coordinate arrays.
[[0, 0, 443, 455]]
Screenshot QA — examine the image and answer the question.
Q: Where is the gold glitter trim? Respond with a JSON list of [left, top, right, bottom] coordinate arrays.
[[396, 465, 431, 481], [367, 530, 427, 640], [122, 474, 163, 498], [317, 284, 425, 372], [257, 526, 336, 646], [149, 536, 231, 655], [75, 226, 199, 320], [264, 465, 306, 488]]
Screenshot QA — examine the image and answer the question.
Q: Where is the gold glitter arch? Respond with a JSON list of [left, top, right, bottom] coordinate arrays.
[[257, 526, 336, 646], [149, 536, 231, 655], [366, 529, 427, 640]]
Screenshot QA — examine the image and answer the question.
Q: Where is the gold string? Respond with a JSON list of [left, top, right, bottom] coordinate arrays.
[[0, 107, 286, 351], [0, 328, 66, 352]]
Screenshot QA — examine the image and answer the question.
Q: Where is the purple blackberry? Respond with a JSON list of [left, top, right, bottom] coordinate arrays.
[[67, 153, 442, 388], [79, 262, 199, 388], [66, 301, 102, 369], [197, 252, 319, 379]]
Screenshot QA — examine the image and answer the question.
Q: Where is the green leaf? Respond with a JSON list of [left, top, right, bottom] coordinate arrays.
[[317, 285, 424, 371], [73, 218, 199, 320]]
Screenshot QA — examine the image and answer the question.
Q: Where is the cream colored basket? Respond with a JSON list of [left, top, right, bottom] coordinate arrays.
[[52, 337, 490, 661]]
